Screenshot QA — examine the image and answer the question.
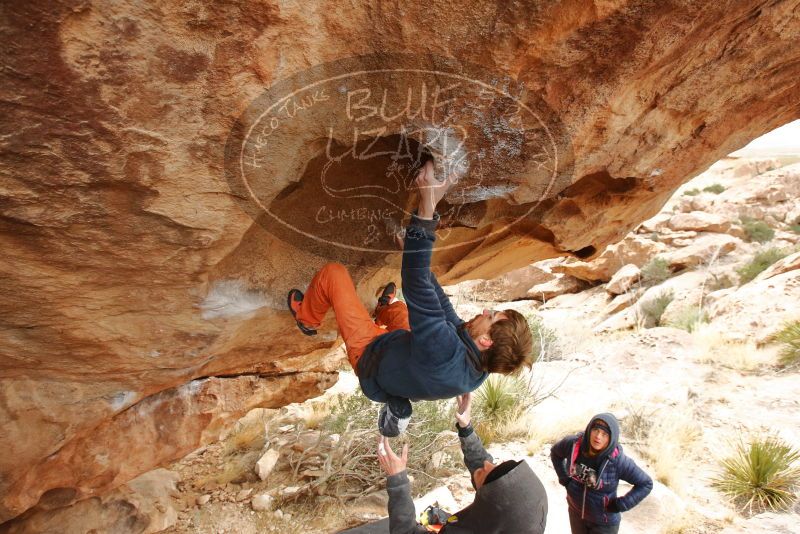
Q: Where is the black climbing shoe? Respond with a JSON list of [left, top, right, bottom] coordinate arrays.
[[287, 288, 317, 336]]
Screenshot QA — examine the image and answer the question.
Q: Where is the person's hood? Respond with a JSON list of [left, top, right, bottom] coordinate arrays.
[[445, 461, 547, 534], [580, 412, 620, 461]]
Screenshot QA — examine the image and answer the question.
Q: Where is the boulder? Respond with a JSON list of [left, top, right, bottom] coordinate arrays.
[[754, 251, 800, 281], [638, 212, 672, 233], [655, 230, 698, 246], [663, 234, 741, 271], [444, 259, 562, 302], [554, 235, 668, 282], [606, 264, 641, 295], [667, 211, 731, 233], [526, 274, 586, 302], [603, 290, 643, 316], [255, 449, 281, 481], [251, 493, 274, 512]]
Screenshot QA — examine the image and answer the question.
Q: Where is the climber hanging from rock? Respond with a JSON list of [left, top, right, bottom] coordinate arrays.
[[287, 151, 533, 437]]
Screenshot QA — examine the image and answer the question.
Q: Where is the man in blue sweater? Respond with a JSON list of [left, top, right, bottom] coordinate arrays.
[[288, 156, 533, 436]]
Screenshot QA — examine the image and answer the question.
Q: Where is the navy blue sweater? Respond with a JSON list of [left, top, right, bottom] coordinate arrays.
[[357, 213, 487, 402]]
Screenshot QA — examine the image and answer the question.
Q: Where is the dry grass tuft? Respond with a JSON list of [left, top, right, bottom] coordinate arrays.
[[692, 325, 769, 371]]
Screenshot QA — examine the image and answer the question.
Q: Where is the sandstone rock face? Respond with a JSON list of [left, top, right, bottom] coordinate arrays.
[[667, 211, 731, 233], [720, 512, 800, 534], [2, 0, 800, 524], [707, 270, 800, 343], [703, 163, 800, 224]]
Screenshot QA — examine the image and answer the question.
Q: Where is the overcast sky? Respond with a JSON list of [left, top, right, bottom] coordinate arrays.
[[732, 119, 800, 156]]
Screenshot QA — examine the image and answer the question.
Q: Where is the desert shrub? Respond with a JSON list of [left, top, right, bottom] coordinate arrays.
[[703, 183, 725, 194], [641, 257, 671, 285], [473, 374, 532, 445], [740, 216, 775, 243], [308, 393, 457, 502], [666, 307, 709, 333], [323, 392, 379, 435], [771, 320, 800, 368], [692, 325, 762, 371], [683, 188, 700, 196], [706, 272, 736, 292], [712, 436, 800, 514], [525, 313, 562, 362], [624, 407, 701, 489], [620, 404, 657, 446], [791, 224, 800, 234], [736, 248, 789, 284], [638, 290, 674, 327]]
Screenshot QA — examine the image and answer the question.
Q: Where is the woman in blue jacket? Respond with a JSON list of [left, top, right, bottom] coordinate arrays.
[[550, 413, 653, 534]]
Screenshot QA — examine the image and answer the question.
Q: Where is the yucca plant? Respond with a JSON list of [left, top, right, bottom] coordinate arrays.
[[772, 320, 800, 368], [712, 436, 800, 514], [473, 375, 530, 446], [474, 375, 527, 422]]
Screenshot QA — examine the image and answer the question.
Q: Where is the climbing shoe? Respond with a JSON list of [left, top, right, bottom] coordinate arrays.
[[287, 288, 317, 336], [376, 282, 397, 307], [378, 397, 412, 437]]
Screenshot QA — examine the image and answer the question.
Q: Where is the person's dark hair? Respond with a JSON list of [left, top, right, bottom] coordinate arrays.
[[482, 309, 533, 374], [484, 460, 521, 486]]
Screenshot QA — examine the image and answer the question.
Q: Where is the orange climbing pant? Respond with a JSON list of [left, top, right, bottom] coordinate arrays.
[[295, 263, 410, 369]]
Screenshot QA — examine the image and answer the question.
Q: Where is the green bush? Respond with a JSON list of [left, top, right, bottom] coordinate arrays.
[[667, 307, 709, 333], [703, 184, 726, 194], [641, 257, 671, 285], [525, 313, 562, 362], [639, 290, 674, 327], [740, 216, 775, 243], [791, 224, 800, 234], [683, 188, 700, 196], [712, 436, 800, 514], [772, 320, 800, 368], [737, 248, 789, 284]]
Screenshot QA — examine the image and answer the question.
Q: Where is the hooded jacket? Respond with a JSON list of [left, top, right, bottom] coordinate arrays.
[[357, 214, 487, 403], [550, 413, 653, 526], [340, 424, 548, 534]]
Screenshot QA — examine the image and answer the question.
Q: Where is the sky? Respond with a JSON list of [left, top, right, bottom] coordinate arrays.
[[731, 119, 800, 156]]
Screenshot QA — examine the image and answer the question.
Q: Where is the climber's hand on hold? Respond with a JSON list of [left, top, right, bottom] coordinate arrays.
[[416, 160, 456, 219]]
